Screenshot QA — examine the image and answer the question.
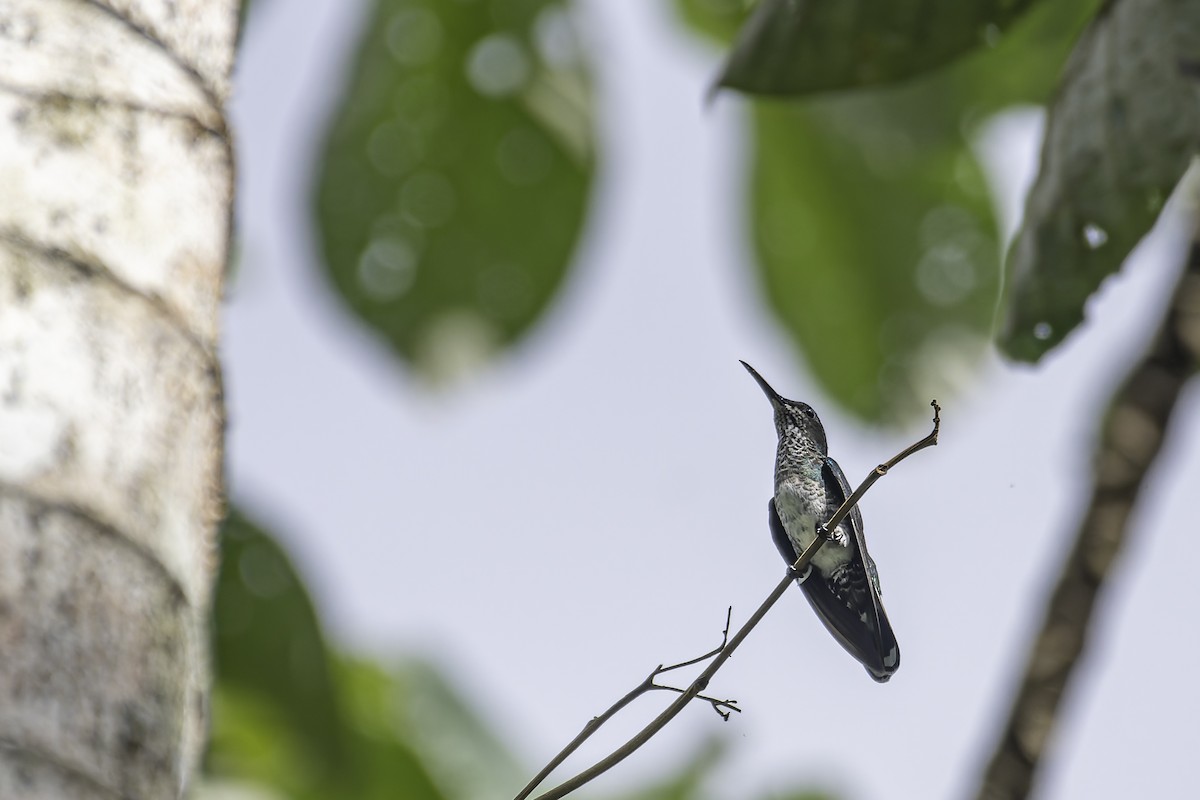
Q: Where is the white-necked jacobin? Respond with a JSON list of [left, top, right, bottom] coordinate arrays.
[[741, 360, 899, 682]]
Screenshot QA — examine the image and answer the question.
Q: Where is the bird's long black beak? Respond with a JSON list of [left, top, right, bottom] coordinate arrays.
[[740, 360, 784, 407]]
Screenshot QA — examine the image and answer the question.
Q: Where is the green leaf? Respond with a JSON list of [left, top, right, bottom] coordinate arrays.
[[610, 738, 725, 800], [314, 0, 596, 381], [999, 0, 1200, 361], [206, 686, 332, 797], [209, 511, 450, 800], [332, 658, 461, 800], [750, 95, 1000, 421], [237, 0, 261, 48], [674, 0, 746, 43], [388, 661, 526, 799], [678, 0, 1097, 421], [714, 0, 1041, 96], [211, 509, 347, 781], [209, 673, 447, 800]]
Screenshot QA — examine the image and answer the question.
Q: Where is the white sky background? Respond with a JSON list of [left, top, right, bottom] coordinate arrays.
[[224, 2, 1200, 799]]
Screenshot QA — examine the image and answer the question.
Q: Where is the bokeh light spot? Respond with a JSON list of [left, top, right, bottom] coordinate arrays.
[[358, 236, 417, 301], [1083, 223, 1109, 249], [465, 34, 532, 97], [386, 8, 444, 66], [534, 6, 582, 67], [915, 243, 978, 306]]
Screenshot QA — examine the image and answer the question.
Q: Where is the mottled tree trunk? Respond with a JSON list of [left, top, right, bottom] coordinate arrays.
[[974, 218, 1200, 800], [0, 2, 236, 797]]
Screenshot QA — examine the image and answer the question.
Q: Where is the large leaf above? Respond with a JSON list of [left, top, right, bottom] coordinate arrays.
[[750, 96, 1001, 421], [681, 0, 1097, 421], [999, 0, 1200, 361], [315, 0, 595, 379], [714, 0, 1042, 96]]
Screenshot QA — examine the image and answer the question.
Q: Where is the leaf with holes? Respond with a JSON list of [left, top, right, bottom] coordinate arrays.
[[1000, 0, 1200, 361], [314, 0, 595, 380]]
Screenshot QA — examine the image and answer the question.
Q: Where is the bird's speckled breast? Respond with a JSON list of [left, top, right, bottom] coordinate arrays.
[[774, 479, 852, 574]]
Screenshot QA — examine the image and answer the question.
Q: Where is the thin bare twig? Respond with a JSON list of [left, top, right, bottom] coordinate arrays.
[[511, 609, 736, 800], [973, 240, 1200, 800], [654, 606, 735, 674], [816, 399, 941, 545], [516, 401, 941, 800], [652, 683, 741, 721]]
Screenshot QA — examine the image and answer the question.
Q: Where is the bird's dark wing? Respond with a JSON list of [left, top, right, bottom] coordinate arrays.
[[823, 457, 864, 553], [767, 497, 803, 570], [768, 472, 900, 682], [821, 457, 899, 681]]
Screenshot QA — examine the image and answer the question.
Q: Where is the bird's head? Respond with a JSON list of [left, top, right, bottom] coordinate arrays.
[[740, 360, 828, 454]]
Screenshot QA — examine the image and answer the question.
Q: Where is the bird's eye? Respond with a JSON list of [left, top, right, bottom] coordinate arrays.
[[803, 408, 815, 419]]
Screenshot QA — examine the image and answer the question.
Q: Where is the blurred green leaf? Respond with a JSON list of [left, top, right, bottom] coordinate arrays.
[[1000, 0, 1200, 361], [209, 671, 448, 800], [192, 775, 289, 800], [751, 95, 999, 421], [388, 661, 526, 799], [677, 0, 1097, 421], [237, 0, 260, 48], [604, 736, 838, 800], [212, 509, 347, 781], [749, 0, 1095, 420], [675, 0, 746, 42], [714, 0, 1041, 96], [678, 0, 1097, 96], [208, 513, 856, 799], [209, 509, 450, 799], [610, 738, 723, 800], [332, 658, 451, 800], [206, 686, 335, 797], [314, 0, 596, 381]]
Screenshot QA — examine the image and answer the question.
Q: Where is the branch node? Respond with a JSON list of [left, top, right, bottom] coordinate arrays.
[[704, 695, 740, 721], [652, 683, 741, 720]]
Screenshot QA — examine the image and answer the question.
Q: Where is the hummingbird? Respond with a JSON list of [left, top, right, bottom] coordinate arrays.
[[741, 361, 899, 682]]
